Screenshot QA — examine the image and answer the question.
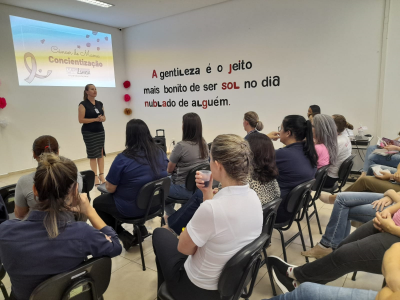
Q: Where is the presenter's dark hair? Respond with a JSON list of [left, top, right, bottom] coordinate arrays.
[[244, 111, 264, 131], [309, 105, 321, 116], [83, 84, 94, 101], [282, 115, 318, 168], [247, 134, 278, 183], [332, 114, 354, 133], [33, 135, 59, 159], [122, 119, 163, 176], [182, 113, 208, 159]]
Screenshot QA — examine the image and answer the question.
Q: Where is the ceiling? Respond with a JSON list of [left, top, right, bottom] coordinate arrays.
[[0, 0, 230, 28]]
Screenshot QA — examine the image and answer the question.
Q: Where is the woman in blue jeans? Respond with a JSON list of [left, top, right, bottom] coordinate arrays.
[[363, 144, 400, 175], [302, 188, 400, 259], [265, 242, 400, 300]]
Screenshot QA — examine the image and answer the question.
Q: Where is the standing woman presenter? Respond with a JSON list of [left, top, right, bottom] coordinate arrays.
[[79, 84, 106, 185]]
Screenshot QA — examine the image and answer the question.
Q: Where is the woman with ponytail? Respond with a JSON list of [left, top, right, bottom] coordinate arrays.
[[275, 115, 317, 223], [79, 84, 106, 186], [14, 135, 83, 219], [243, 111, 264, 140], [0, 153, 121, 300]]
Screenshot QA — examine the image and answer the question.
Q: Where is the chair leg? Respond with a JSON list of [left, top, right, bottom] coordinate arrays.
[[135, 225, 146, 271], [297, 222, 309, 263], [161, 215, 166, 226], [0, 281, 8, 300], [351, 271, 357, 281], [265, 251, 277, 296], [313, 202, 323, 234], [305, 209, 314, 248], [277, 229, 287, 262]]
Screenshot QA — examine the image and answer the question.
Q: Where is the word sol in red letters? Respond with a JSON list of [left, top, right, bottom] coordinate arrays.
[[221, 82, 240, 90]]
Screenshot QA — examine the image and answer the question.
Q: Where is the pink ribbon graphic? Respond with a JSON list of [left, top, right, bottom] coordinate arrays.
[[24, 52, 52, 84]]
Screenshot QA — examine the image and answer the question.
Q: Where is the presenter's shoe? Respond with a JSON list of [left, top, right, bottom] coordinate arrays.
[[301, 243, 332, 259]]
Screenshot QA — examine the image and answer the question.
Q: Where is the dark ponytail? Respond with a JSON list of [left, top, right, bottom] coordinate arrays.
[[282, 115, 318, 168]]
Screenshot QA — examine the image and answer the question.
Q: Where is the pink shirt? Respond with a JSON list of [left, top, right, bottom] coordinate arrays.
[[315, 144, 330, 169], [393, 210, 400, 227]]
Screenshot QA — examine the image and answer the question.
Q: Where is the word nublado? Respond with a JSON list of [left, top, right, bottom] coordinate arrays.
[[144, 97, 229, 109]]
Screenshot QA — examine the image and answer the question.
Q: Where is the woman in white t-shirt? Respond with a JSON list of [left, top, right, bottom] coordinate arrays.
[[152, 134, 263, 300], [323, 114, 353, 188]]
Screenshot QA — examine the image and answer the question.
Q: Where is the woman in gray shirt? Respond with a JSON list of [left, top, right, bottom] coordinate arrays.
[[14, 135, 82, 219], [165, 113, 209, 216]]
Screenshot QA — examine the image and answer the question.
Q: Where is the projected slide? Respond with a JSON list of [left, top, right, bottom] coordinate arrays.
[[9, 15, 115, 87]]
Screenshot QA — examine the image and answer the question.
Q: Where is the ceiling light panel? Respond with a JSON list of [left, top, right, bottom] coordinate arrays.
[[76, 0, 114, 8]]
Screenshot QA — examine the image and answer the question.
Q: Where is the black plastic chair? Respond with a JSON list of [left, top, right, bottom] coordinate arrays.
[[0, 184, 16, 215], [305, 165, 329, 247], [154, 129, 167, 153], [158, 233, 269, 300], [80, 171, 95, 201], [260, 198, 282, 297], [273, 179, 315, 264], [166, 164, 210, 205], [0, 258, 8, 300], [114, 177, 171, 271], [322, 155, 355, 194], [29, 257, 111, 300]]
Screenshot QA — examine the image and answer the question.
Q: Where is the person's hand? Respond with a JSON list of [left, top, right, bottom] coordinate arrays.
[[96, 115, 102, 122], [70, 193, 92, 216], [195, 171, 213, 200], [372, 196, 393, 211], [375, 212, 396, 234], [384, 145, 400, 151], [213, 188, 219, 195], [267, 131, 280, 141], [374, 172, 392, 181], [380, 209, 392, 219], [394, 171, 400, 182], [100, 115, 106, 122]]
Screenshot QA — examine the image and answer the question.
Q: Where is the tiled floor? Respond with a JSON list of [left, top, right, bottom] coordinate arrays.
[[0, 153, 384, 299]]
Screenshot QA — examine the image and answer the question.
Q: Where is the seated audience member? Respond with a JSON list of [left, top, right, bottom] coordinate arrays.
[[265, 242, 400, 300], [152, 134, 263, 300], [307, 105, 321, 121], [321, 163, 400, 204], [243, 111, 264, 139], [275, 115, 317, 223], [0, 153, 122, 300], [302, 189, 400, 259], [322, 114, 352, 188], [312, 114, 338, 169], [93, 119, 168, 250], [268, 196, 400, 294], [165, 113, 209, 216], [14, 135, 83, 219], [362, 133, 400, 177], [165, 133, 280, 235]]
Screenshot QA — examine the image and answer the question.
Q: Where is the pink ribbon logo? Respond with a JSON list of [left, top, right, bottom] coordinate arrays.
[[24, 52, 52, 84]]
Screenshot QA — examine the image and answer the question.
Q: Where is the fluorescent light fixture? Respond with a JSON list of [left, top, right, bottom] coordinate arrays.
[[76, 0, 114, 8]]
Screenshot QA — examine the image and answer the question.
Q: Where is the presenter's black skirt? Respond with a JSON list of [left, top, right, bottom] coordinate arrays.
[[82, 131, 106, 159]]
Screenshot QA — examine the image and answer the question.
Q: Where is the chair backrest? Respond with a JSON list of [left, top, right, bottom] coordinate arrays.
[[185, 164, 210, 192], [312, 165, 329, 199], [80, 171, 95, 195], [218, 233, 268, 300], [136, 177, 171, 212], [30, 257, 111, 300], [0, 184, 16, 214], [275, 179, 315, 228], [154, 129, 167, 153], [262, 198, 282, 247], [338, 155, 355, 184]]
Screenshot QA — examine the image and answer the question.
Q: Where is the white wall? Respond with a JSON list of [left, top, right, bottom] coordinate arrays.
[[381, 0, 400, 138], [124, 0, 385, 150], [0, 4, 128, 175]]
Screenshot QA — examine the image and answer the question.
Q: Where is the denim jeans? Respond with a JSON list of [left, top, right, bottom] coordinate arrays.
[[366, 164, 397, 176], [168, 189, 203, 234], [165, 183, 194, 216], [265, 282, 377, 300], [363, 145, 400, 172], [320, 192, 386, 249]]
